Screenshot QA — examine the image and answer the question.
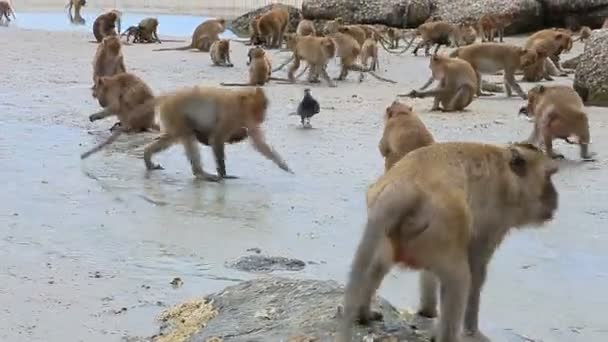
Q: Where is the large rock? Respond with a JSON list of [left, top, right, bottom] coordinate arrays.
[[302, 0, 433, 28], [228, 4, 302, 38], [536, 0, 608, 28], [156, 277, 428, 342], [431, 0, 542, 34], [573, 29, 608, 106]]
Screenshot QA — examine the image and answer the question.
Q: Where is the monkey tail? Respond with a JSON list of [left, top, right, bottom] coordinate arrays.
[[80, 128, 124, 160], [272, 55, 294, 72], [219, 82, 252, 86], [396, 33, 418, 55], [153, 45, 192, 51]]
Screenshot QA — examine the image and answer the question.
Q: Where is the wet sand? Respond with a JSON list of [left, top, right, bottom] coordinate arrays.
[[1, 9, 608, 342]]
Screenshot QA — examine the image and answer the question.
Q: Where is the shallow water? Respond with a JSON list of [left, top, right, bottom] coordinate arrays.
[[8, 10, 237, 38]]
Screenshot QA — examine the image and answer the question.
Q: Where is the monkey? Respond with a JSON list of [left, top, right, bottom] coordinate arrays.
[[249, 15, 265, 45], [360, 36, 379, 71], [154, 18, 225, 52], [210, 39, 233, 67], [405, 54, 477, 112], [519, 84, 594, 161], [65, 0, 85, 24], [522, 29, 572, 82], [284, 33, 337, 87], [296, 18, 316, 36], [121, 26, 142, 43], [477, 12, 514, 43], [247, 46, 272, 77], [402, 21, 462, 56], [137, 17, 161, 43], [142, 86, 292, 181], [80, 73, 159, 159], [386, 28, 406, 49], [327, 31, 364, 81], [574, 26, 591, 42], [379, 100, 434, 171], [324, 18, 367, 47], [337, 141, 559, 342], [256, 6, 290, 49], [457, 24, 477, 46], [92, 35, 126, 97], [447, 43, 539, 99], [0, 0, 15, 25], [220, 47, 269, 86], [93, 9, 121, 43]]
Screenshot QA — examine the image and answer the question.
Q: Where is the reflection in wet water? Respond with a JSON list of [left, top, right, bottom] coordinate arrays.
[[9, 10, 237, 38]]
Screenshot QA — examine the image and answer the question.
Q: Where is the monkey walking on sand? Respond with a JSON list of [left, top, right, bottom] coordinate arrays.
[[289, 88, 320, 128]]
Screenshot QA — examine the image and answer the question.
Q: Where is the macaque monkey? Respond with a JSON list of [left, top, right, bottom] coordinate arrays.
[[457, 24, 477, 46], [523, 29, 572, 81], [379, 101, 434, 171], [93, 9, 121, 43], [448, 43, 539, 99], [210, 39, 233, 67], [361, 35, 379, 71], [256, 6, 290, 48], [0, 0, 15, 24], [221, 47, 270, 86], [327, 31, 363, 81], [324, 17, 366, 46], [519, 85, 594, 161], [247, 46, 272, 76], [574, 26, 591, 42], [402, 21, 462, 56], [337, 141, 559, 342], [405, 55, 477, 112], [121, 26, 142, 43], [142, 86, 293, 181], [92, 35, 126, 97], [387, 28, 406, 49], [477, 12, 514, 42], [137, 17, 161, 43], [285, 33, 337, 87], [296, 19, 316, 36], [65, 0, 85, 24], [81, 73, 158, 159], [249, 15, 264, 45], [154, 18, 225, 52]]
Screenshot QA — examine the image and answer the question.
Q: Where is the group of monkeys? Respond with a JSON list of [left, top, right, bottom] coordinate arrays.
[[8, 2, 602, 341]]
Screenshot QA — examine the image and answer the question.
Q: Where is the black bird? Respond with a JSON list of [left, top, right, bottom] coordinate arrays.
[[292, 88, 320, 128]]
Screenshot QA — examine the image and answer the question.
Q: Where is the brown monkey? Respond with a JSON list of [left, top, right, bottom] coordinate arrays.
[[247, 46, 272, 76], [402, 21, 462, 56], [121, 26, 142, 43], [65, 0, 85, 24], [81, 73, 158, 159], [387, 28, 406, 49], [406, 54, 477, 112], [296, 19, 316, 36], [285, 34, 337, 87], [210, 39, 233, 67], [477, 12, 514, 43], [324, 18, 367, 47], [574, 26, 591, 42], [523, 29, 572, 82], [137, 17, 161, 43], [221, 47, 270, 86], [457, 24, 477, 46], [379, 101, 434, 171], [0, 0, 15, 24], [337, 141, 559, 342], [519, 84, 594, 161], [93, 9, 121, 43], [154, 18, 225, 52], [447, 43, 539, 99], [249, 15, 264, 45], [142, 86, 292, 181], [360, 36, 379, 71], [92, 35, 126, 97], [328, 31, 363, 81], [256, 6, 290, 48]]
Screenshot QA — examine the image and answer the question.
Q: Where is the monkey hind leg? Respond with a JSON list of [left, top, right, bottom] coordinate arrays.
[[143, 133, 177, 170], [183, 137, 220, 182], [417, 270, 439, 318], [446, 85, 474, 111]]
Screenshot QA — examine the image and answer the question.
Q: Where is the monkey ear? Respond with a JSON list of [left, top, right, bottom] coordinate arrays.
[[509, 148, 527, 177]]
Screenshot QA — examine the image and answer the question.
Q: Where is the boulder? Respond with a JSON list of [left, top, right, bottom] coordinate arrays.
[[573, 29, 608, 106], [302, 0, 433, 28], [536, 0, 608, 29], [228, 4, 302, 38]]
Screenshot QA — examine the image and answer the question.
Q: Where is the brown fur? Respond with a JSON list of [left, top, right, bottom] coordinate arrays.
[[477, 12, 514, 42], [256, 6, 290, 48], [137, 17, 161, 43], [221, 47, 270, 86], [142, 86, 292, 180], [249, 15, 264, 45], [379, 101, 434, 171], [324, 18, 366, 46], [387, 28, 406, 49], [210, 39, 233, 67], [65, 0, 84, 24], [457, 24, 477, 46], [93, 10, 121, 43], [121, 26, 142, 43], [285, 33, 337, 87], [523, 29, 573, 82], [337, 141, 559, 342], [296, 19, 316, 36], [0, 0, 15, 24], [406, 55, 477, 111], [360, 37, 379, 71], [448, 43, 538, 99], [328, 32, 362, 81], [520, 85, 594, 161], [154, 18, 225, 52], [403, 21, 462, 56], [81, 73, 158, 159], [574, 26, 591, 42], [92, 36, 126, 97]]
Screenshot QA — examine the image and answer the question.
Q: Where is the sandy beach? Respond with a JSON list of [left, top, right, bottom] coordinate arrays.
[[1, 5, 608, 342]]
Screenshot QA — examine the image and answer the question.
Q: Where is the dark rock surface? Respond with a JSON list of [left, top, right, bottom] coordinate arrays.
[[227, 255, 307, 273], [573, 29, 608, 106], [228, 4, 302, 38]]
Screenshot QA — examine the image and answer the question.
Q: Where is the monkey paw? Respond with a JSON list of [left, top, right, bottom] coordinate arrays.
[[357, 310, 383, 325], [89, 114, 100, 122], [550, 153, 565, 160], [462, 330, 491, 342], [195, 172, 221, 182], [147, 163, 164, 171], [582, 154, 597, 162]]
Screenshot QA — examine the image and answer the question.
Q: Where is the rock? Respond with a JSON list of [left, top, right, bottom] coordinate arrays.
[[431, 0, 542, 34], [562, 54, 582, 69], [537, 0, 608, 28], [226, 255, 307, 273], [302, 0, 432, 28], [184, 277, 427, 341], [573, 29, 608, 106], [228, 4, 302, 38]]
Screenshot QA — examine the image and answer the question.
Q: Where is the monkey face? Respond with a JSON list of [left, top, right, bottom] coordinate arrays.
[[385, 101, 413, 119]]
